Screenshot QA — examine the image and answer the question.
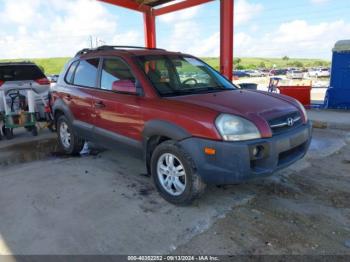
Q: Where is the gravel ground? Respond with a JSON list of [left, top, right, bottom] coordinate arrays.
[[176, 131, 350, 255], [0, 128, 349, 255]]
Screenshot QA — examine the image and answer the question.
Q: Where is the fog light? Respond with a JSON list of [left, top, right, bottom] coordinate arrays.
[[252, 145, 264, 158], [252, 147, 259, 157]]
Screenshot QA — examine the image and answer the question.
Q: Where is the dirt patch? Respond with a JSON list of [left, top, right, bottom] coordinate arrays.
[[175, 141, 350, 255]]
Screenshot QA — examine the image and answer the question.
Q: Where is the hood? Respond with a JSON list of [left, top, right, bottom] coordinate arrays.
[[168, 89, 299, 121]]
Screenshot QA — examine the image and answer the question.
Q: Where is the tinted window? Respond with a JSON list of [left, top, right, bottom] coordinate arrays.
[[65, 61, 79, 84], [100, 58, 135, 90], [0, 64, 45, 81], [73, 59, 99, 88]]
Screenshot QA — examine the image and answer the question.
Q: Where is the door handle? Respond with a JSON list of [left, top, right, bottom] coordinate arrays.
[[66, 94, 72, 101], [94, 101, 106, 108]]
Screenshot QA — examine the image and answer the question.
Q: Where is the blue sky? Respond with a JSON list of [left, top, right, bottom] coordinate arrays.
[[0, 0, 349, 59]]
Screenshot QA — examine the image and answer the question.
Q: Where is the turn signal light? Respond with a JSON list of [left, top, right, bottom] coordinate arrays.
[[204, 147, 216, 155]]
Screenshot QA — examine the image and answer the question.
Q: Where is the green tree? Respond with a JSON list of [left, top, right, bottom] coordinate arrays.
[[258, 62, 266, 68], [287, 61, 304, 68], [234, 57, 242, 64], [282, 56, 290, 61]]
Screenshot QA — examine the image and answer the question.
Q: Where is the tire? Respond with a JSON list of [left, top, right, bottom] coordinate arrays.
[[57, 115, 84, 155], [151, 140, 206, 205], [2, 126, 14, 140], [32, 126, 38, 136]]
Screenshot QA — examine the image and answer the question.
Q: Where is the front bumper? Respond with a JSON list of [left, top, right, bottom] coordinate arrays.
[[179, 121, 312, 185]]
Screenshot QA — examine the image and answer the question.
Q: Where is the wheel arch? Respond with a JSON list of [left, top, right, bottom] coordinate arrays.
[[142, 120, 192, 174], [52, 98, 74, 126]]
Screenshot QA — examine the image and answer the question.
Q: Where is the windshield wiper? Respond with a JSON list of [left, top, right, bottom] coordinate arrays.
[[161, 86, 233, 97]]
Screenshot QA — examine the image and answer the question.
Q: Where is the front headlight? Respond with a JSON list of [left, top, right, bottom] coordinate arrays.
[[215, 114, 261, 141], [295, 100, 308, 122]]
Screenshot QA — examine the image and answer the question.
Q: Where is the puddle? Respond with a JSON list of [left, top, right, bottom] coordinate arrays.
[[0, 139, 104, 167]]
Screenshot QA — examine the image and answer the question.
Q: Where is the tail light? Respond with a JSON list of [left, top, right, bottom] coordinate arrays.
[[0, 80, 4, 87], [35, 78, 50, 85]]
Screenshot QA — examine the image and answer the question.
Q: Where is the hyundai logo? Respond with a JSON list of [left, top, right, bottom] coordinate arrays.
[[287, 117, 294, 127]]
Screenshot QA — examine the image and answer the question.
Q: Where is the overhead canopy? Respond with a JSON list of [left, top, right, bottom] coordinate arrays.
[[100, 0, 214, 15], [134, 0, 173, 7], [98, 0, 234, 80]]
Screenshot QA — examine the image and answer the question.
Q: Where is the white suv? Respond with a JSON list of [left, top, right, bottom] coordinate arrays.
[[286, 70, 304, 79], [308, 68, 330, 78]]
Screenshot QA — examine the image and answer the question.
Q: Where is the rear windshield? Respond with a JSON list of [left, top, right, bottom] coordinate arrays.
[[0, 65, 45, 81]]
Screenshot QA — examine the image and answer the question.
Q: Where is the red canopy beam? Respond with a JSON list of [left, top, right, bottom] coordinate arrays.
[[144, 10, 156, 48], [98, 0, 150, 12], [220, 0, 234, 80], [153, 0, 214, 16]]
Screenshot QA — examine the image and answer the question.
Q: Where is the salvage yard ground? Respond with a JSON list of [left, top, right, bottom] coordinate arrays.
[[0, 127, 349, 255]]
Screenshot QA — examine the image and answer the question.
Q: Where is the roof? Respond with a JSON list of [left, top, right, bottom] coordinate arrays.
[[135, 0, 173, 7], [333, 40, 350, 52], [0, 61, 36, 66], [76, 45, 182, 57]]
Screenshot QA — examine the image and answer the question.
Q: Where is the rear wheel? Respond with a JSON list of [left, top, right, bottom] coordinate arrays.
[[57, 115, 84, 155], [151, 140, 206, 205], [2, 126, 13, 140]]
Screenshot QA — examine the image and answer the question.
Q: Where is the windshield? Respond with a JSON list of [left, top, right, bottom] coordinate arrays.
[[136, 55, 236, 97]]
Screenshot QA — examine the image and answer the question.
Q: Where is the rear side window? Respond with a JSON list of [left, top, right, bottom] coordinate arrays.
[[0, 65, 45, 81], [73, 59, 99, 88], [65, 61, 79, 84], [100, 58, 135, 90]]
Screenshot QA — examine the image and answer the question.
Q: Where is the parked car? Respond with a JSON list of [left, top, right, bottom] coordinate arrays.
[[286, 69, 304, 79], [259, 69, 270, 76], [233, 70, 249, 78], [245, 70, 264, 77], [0, 62, 50, 120], [48, 74, 59, 83], [269, 69, 287, 76], [51, 46, 312, 205], [308, 68, 330, 78]]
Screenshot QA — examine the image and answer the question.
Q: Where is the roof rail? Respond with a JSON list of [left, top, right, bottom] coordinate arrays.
[[75, 45, 166, 56]]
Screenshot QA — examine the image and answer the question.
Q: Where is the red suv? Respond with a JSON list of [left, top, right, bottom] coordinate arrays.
[[51, 46, 312, 205]]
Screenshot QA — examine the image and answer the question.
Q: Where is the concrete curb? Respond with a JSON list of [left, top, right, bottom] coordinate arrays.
[[312, 120, 350, 131]]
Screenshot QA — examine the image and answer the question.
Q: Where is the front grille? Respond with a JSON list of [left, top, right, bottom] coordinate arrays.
[[268, 111, 302, 135], [278, 142, 307, 166]]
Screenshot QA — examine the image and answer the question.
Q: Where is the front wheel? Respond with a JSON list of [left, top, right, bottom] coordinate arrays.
[[151, 140, 206, 205], [57, 115, 84, 155]]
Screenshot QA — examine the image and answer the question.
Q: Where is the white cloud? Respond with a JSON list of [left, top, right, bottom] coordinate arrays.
[[159, 4, 200, 23], [235, 0, 263, 26], [0, 0, 139, 59], [1, 0, 41, 25], [111, 31, 143, 46], [0, 0, 346, 60], [234, 20, 350, 59], [158, 0, 263, 57]]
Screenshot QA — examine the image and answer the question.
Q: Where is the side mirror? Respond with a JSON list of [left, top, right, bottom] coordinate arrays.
[[112, 80, 137, 94]]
